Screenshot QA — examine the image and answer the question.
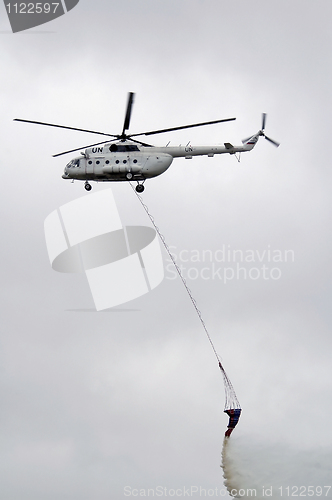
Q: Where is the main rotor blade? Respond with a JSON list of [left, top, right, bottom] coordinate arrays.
[[261, 113, 267, 131], [14, 119, 117, 138], [53, 139, 117, 157], [264, 135, 280, 147], [130, 117, 236, 137], [121, 92, 135, 136]]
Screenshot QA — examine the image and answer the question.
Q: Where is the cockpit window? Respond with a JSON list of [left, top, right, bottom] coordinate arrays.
[[66, 159, 80, 168]]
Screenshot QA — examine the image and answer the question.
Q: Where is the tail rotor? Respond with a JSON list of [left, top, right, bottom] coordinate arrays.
[[258, 113, 280, 147], [243, 113, 280, 147]]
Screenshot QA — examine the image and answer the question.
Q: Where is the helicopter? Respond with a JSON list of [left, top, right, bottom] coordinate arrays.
[[14, 93, 279, 193]]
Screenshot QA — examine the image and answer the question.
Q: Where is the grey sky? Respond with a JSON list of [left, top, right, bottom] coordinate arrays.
[[0, 1, 331, 498]]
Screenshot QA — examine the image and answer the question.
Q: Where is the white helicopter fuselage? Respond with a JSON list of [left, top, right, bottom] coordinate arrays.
[[62, 137, 258, 183], [62, 149, 174, 182]]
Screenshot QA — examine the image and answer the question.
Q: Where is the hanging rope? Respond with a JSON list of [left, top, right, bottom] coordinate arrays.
[[130, 183, 241, 414]]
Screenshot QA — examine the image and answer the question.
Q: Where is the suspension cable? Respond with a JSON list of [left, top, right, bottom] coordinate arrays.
[[130, 183, 221, 361]]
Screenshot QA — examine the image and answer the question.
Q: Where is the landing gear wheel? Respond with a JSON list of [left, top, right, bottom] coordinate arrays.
[[136, 184, 145, 193], [126, 172, 133, 180], [85, 183, 92, 191]]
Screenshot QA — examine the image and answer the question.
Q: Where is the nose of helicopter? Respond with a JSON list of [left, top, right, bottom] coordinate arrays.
[[62, 168, 70, 178]]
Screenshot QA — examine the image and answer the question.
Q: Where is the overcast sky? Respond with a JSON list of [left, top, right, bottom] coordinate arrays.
[[0, 1, 332, 499]]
